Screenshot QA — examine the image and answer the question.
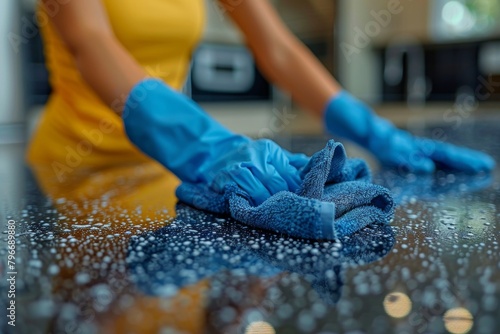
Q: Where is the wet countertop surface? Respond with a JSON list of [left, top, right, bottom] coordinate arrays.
[[1, 119, 499, 334]]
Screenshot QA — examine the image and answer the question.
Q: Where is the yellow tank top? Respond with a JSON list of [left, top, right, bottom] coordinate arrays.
[[27, 0, 205, 177]]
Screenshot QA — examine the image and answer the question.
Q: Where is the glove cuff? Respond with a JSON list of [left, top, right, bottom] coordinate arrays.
[[122, 78, 248, 183], [323, 91, 373, 148], [323, 91, 397, 151]]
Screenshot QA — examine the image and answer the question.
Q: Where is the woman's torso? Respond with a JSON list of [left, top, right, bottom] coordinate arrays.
[[27, 0, 205, 172]]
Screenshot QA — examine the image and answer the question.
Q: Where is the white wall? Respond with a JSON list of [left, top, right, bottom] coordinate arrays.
[[0, 0, 23, 124], [336, 0, 381, 102], [202, 0, 243, 44], [336, 0, 431, 103]]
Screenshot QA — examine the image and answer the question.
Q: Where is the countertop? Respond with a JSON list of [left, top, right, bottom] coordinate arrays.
[[1, 118, 499, 334]]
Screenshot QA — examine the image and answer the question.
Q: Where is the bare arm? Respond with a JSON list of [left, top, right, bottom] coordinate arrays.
[[220, 0, 342, 118], [41, 0, 147, 113]]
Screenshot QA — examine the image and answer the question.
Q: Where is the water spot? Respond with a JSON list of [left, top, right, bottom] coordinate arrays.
[[75, 272, 91, 285], [72, 224, 91, 229], [29, 259, 43, 268]]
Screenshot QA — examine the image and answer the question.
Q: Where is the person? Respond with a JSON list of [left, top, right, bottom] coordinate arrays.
[[27, 0, 495, 206]]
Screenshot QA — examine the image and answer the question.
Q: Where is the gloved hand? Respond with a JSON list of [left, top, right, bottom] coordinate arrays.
[[123, 78, 301, 205], [324, 91, 495, 173]]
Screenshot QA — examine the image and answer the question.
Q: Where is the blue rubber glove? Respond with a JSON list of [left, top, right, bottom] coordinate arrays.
[[324, 91, 495, 173], [123, 78, 302, 205]]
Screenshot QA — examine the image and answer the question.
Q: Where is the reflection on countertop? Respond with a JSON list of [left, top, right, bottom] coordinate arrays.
[[2, 119, 500, 334]]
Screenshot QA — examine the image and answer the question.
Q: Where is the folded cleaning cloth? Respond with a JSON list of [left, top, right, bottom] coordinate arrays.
[[176, 140, 395, 240]]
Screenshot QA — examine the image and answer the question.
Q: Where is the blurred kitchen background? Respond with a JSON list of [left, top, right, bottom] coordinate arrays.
[[1, 0, 500, 163]]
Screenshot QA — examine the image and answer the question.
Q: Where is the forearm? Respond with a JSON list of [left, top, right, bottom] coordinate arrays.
[[41, 0, 147, 114], [72, 32, 147, 113], [220, 0, 341, 118], [254, 36, 342, 118]]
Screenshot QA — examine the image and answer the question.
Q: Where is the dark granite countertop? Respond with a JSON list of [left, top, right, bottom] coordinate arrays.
[[1, 119, 499, 334]]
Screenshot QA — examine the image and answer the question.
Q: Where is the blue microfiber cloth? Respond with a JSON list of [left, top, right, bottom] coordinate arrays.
[[176, 140, 395, 240]]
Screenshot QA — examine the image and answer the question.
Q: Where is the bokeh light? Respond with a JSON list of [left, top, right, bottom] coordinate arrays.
[[244, 321, 276, 334], [442, 1, 466, 25], [383, 292, 412, 318], [443, 307, 474, 334]]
